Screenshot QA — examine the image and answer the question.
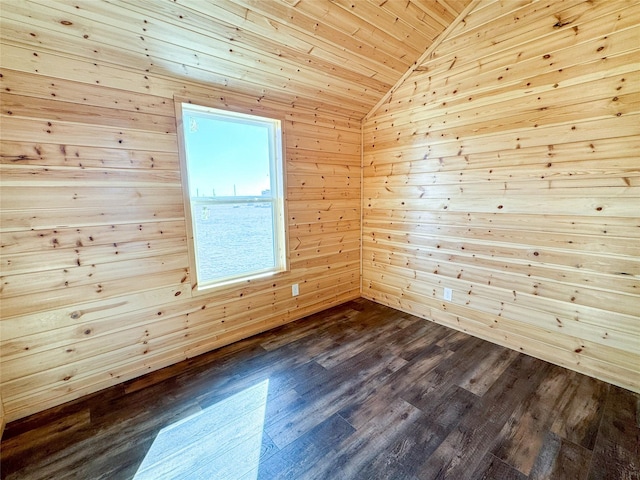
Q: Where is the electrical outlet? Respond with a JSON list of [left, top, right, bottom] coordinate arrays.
[[292, 284, 299, 296], [443, 287, 452, 302]]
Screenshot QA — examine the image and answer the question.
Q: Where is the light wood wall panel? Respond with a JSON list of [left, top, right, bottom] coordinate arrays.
[[362, 0, 640, 393], [0, 393, 4, 439], [0, 10, 362, 420], [0, 0, 472, 119]]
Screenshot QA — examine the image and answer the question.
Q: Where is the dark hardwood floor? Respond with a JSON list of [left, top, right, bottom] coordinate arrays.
[[1, 299, 638, 479]]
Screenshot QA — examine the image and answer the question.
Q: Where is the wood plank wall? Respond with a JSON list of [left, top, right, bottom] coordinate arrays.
[[362, 0, 640, 393], [0, 393, 5, 438], [0, 32, 360, 423]]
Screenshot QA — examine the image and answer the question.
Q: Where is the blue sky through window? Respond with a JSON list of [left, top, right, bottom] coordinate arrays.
[[184, 113, 272, 198]]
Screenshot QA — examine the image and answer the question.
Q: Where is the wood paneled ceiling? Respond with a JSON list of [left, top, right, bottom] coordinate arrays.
[[1, 0, 473, 118]]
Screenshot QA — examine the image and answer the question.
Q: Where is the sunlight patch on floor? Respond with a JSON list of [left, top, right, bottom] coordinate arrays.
[[134, 379, 269, 480]]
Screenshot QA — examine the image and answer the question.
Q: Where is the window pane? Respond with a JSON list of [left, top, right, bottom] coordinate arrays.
[[180, 103, 286, 288], [185, 114, 272, 198], [192, 203, 275, 282]]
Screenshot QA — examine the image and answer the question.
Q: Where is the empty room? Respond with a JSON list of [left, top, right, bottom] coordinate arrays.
[[0, 0, 638, 479]]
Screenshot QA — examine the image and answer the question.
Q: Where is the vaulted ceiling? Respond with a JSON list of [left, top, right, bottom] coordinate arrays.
[[1, 0, 473, 118]]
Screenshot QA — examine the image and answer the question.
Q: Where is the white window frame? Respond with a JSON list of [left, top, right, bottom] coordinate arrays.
[[174, 97, 288, 292]]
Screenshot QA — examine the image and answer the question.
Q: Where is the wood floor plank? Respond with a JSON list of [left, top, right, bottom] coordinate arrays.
[[528, 431, 592, 480], [0, 408, 91, 474], [413, 354, 552, 479], [587, 386, 640, 480], [1, 298, 637, 480], [492, 364, 577, 475], [471, 453, 528, 480], [306, 397, 425, 480], [400, 335, 493, 412], [256, 414, 355, 480], [134, 381, 270, 478], [91, 440, 157, 480], [337, 343, 454, 430], [125, 337, 268, 395], [195, 359, 326, 411], [314, 309, 413, 369], [170, 342, 317, 409], [435, 329, 475, 351], [457, 346, 520, 397], [549, 374, 609, 450], [3, 398, 200, 480], [378, 384, 478, 475], [266, 350, 407, 449], [395, 321, 453, 361], [258, 303, 360, 351]]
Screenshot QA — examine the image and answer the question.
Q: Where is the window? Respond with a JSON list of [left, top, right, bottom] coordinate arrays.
[[176, 101, 287, 290]]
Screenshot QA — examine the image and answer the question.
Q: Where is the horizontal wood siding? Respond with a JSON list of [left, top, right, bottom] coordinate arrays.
[[362, 0, 640, 393], [0, 35, 361, 421], [0, 0, 471, 119], [0, 393, 4, 439]]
